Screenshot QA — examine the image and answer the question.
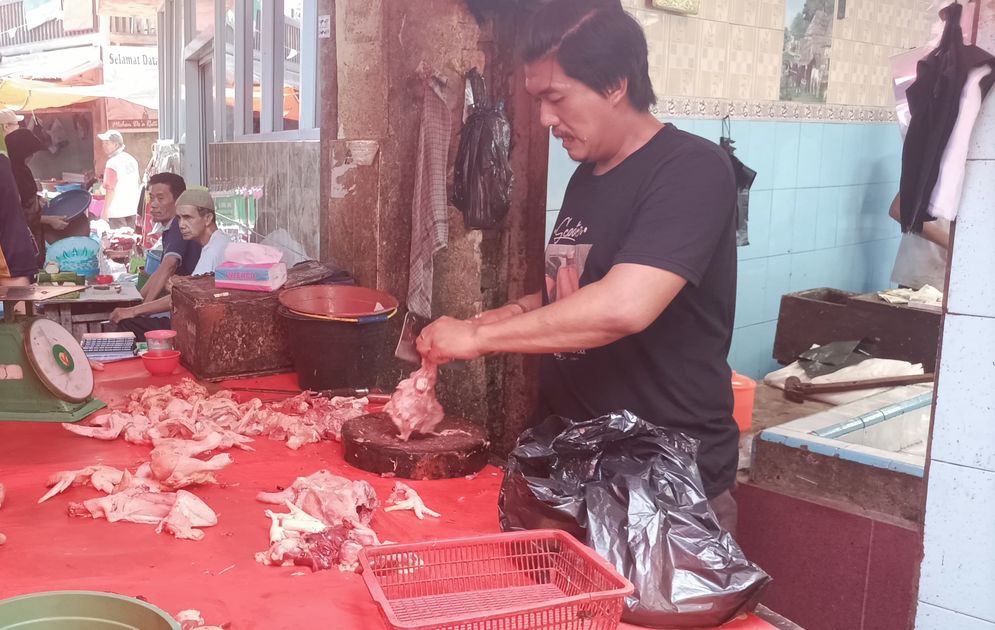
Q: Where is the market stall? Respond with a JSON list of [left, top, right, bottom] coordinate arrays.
[[0, 360, 794, 630]]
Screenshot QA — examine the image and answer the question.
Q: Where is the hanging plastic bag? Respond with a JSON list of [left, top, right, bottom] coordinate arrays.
[[719, 117, 756, 247], [499, 411, 771, 628], [452, 68, 513, 230]]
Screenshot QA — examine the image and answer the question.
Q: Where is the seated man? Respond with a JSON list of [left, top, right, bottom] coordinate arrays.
[[110, 173, 201, 339], [110, 188, 229, 334]]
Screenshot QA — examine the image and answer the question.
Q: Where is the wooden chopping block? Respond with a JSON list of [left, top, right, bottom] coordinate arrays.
[[341, 413, 489, 480]]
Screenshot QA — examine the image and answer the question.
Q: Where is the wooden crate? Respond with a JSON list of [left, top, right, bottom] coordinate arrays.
[[170, 262, 350, 381], [773, 288, 942, 372]]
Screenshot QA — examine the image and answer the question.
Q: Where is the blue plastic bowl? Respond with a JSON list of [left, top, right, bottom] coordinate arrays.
[[43, 189, 92, 221]]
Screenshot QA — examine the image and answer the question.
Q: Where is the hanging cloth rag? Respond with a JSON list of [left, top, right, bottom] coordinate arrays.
[[406, 79, 452, 318], [899, 2, 995, 233]]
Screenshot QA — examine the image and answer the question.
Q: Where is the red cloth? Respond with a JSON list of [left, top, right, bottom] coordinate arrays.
[[0, 361, 776, 629]]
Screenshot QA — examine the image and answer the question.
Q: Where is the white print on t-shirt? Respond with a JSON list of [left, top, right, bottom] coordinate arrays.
[[550, 216, 588, 245], [546, 218, 593, 360]]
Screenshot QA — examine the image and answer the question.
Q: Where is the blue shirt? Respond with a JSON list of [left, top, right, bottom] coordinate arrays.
[[161, 217, 202, 276]]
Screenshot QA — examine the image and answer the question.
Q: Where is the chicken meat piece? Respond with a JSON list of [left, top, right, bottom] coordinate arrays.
[[385, 482, 440, 519], [62, 411, 150, 443], [385, 360, 444, 441], [256, 470, 378, 527], [0, 482, 5, 509], [68, 488, 176, 524], [149, 437, 233, 491], [38, 465, 127, 504], [68, 488, 216, 540], [255, 522, 376, 572], [156, 490, 219, 541]]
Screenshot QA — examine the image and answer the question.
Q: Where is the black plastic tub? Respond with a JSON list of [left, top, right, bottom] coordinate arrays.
[[279, 306, 391, 390]]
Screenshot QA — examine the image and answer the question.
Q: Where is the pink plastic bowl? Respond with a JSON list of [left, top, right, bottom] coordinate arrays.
[[142, 350, 181, 376]]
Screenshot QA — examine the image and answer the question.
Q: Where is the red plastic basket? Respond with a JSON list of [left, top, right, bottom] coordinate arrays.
[[359, 529, 634, 630]]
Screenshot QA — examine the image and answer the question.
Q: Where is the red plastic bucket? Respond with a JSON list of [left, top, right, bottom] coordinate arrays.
[[731, 371, 756, 432]]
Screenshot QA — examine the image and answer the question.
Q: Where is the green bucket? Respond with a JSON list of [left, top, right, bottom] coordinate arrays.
[[0, 591, 180, 629]]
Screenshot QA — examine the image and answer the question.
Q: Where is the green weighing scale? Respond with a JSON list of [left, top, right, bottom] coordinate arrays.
[[0, 285, 105, 422]]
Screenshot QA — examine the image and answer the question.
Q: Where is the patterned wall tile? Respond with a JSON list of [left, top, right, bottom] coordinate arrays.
[[665, 15, 702, 96], [758, 0, 786, 30], [754, 27, 782, 101], [634, 10, 670, 97], [726, 24, 759, 99], [696, 19, 730, 98], [701, 0, 732, 23], [729, 0, 760, 27]]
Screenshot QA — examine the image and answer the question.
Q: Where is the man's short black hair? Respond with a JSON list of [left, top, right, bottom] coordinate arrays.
[[148, 172, 186, 200], [524, 0, 656, 112]]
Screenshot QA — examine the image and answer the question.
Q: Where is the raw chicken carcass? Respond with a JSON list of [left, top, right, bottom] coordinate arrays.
[[156, 490, 219, 541], [38, 466, 126, 504], [69, 488, 217, 540], [149, 435, 233, 490], [62, 411, 153, 445], [255, 522, 378, 572], [257, 470, 378, 527], [385, 360, 444, 441]]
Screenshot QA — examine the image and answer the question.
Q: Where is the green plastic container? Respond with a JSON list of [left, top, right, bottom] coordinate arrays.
[[0, 591, 180, 629]]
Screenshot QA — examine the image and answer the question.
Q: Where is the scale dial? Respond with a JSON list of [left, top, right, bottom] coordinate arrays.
[[23, 318, 94, 403]]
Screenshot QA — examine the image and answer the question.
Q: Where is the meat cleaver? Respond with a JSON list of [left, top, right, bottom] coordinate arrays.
[[394, 311, 430, 364]]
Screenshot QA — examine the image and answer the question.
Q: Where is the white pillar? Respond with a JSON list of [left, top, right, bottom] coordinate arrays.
[[915, 5, 995, 629]]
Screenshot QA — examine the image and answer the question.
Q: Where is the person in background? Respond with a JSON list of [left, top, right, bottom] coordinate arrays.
[[0, 131, 38, 287], [98, 130, 141, 230], [417, 0, 740, 532], [110, 173, 201, 339], [5, 127, 67, 266], [110, 189, 229, 339], [888, 192, 950, 291], [0, 107, 21, 136]]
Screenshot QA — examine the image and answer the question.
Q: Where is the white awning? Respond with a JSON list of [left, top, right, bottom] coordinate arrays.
[[0, 46, 102, 81]]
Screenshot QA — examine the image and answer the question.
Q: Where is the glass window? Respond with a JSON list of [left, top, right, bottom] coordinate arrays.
[[283, 0, 303, 131], [223, 1, 235, 140], [195, 0, 215, 34]]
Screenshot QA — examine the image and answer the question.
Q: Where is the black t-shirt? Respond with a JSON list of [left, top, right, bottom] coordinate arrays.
[[538, 124, 739, 498], [0, 154, 38, 279], [160, 217, 202, 277]]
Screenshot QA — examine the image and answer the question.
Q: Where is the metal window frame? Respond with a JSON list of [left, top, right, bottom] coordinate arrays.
[[213, 0, 227, 142], [233, 0, 253, 136], [182, 27, 215, 185], [259, 0, 284, 134], [299, 0, 318, 130]]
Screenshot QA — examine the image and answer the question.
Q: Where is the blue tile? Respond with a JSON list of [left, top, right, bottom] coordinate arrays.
[[841, 124, 871, 185], [792, 188, 819, 252], [740, 121, 777, 191], [730, 321, 780, 379], [738, 189, 772, 260], [696, 118, 723, 144], [545, 211, 559, 244], [768, 189, 797, 255], [815, 186, 840, 249], [836, 185, 866, 246], [789, 250, 824, 292], [772, 122, 801, 190], [797, 123, 824, 188], [764, 254, 792, 321], [735, 258, 768, 328], [819, 123, 846, 187]]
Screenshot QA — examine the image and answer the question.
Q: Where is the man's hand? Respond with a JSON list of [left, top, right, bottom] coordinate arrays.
[[109, 307, 133, 324], [40, 215, 70, 230], [416, 316, 484, 364], [471, 303, 523, 326]]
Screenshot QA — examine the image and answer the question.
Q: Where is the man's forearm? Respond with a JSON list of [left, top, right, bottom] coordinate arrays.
[[130, 295, 172, 317], [141, 258, 178, 301], [509, 292, 542, 313]]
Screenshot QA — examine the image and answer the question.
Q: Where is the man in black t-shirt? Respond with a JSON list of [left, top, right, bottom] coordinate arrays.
[[111, 172, 202, 340], [418, 0, 739, 531]]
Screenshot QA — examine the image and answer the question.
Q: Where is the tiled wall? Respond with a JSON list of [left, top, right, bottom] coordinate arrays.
[[207, 141, 321, 260], [546, 118, 904, 379], [622, 0, 933, 109], [915, 54, 995, 630]]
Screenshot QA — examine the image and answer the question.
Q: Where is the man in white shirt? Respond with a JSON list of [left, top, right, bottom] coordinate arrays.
[[98, 130, 141, 230], [175, 188, 231, 275]]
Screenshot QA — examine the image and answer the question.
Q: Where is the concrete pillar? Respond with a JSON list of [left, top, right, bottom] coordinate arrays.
[[915, 3, 995, 628], [318, 1, 547, 450]]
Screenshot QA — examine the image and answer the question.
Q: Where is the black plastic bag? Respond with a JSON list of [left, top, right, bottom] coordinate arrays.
[[499, 411, 771, 628], [452, 68, 513, 230], [719, 117, 756, 247]]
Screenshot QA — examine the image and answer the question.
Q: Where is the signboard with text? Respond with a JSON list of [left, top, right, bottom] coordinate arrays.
[[102, 46, 159, 132]]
